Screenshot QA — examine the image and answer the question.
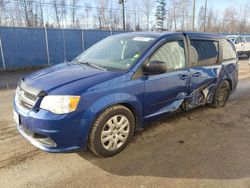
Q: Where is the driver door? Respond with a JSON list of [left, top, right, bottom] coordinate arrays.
[[143, 36, 190, 121]]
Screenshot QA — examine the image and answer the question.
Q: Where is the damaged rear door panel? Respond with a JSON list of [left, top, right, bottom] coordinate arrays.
[[183, 34, 238, 110], [185, 34, 223, 109]]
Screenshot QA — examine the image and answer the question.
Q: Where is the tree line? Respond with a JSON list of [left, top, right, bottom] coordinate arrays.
[[0, 0, 249, 33]]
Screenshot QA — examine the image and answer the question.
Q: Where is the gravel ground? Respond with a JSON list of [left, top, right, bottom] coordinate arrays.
[[0, 59, 250, 188]]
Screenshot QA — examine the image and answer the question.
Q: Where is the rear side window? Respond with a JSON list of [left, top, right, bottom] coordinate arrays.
[[190, 40, 219, 66], [222, 39, 237, 60], [149, 40, 185, 71], [245, 36, 250, 42]]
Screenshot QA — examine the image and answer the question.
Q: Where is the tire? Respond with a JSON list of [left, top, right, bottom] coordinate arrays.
[[208, 80, 230, 108], [88, 105, 135, 157]]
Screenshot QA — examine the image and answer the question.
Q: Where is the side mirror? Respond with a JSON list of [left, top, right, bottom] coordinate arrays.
[[143, 60, 167, 75]]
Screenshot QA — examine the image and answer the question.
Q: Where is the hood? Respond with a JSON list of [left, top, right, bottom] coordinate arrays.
[[23, 62, 122, 94]]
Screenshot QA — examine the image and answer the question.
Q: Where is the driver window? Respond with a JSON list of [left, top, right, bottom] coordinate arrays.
[[149, 41, 185, 71]]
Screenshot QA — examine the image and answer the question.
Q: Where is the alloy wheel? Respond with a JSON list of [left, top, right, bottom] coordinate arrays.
[[100, 115, 130, 151]]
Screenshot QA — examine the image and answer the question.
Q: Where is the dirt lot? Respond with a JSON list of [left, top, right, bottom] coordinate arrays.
[[0, 59, 250, 188]]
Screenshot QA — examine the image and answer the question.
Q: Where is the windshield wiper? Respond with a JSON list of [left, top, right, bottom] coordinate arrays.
[[75, 60, 106, 71]]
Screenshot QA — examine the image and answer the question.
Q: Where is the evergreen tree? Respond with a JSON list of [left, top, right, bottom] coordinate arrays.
[[154, 0, 166, 31]]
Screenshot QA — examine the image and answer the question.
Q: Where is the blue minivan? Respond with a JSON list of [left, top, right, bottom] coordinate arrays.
[[13, 32, 238, 157]]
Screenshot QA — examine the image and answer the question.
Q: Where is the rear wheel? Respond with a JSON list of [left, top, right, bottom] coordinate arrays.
[[209, 80, 230, 108], [88, 105, 135, 157]]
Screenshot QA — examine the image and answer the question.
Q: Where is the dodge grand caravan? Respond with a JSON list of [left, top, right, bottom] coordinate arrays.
[[13, 32, 238, 157]]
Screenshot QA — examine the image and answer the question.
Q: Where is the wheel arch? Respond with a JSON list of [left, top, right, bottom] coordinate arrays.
[[225, 78, 233, 91], [80, 93, 144, 149], [117, 102, 141, 131], [91, 101, 142, 132]]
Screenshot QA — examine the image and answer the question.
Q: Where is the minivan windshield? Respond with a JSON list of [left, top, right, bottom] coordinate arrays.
[[76, 35, 156, 71]]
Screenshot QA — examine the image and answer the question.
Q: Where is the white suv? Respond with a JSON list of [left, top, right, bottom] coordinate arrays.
[[226, 35, 250, 57]]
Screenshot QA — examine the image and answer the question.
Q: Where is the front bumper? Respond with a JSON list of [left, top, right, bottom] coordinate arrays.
[[14, 101, 86, 153], [17, 123, 59, 151]]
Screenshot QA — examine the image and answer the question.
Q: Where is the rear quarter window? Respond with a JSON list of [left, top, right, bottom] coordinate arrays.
[[245, 36, 250, 42], [190, 39, 219, 66], [221, 39, 237, 60]]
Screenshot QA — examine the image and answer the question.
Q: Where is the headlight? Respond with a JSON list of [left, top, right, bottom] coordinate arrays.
[[40, 95, 80, 114]]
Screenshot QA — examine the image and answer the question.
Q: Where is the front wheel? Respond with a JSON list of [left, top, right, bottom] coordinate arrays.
[[208, 80, 230, 108], [88, 105, 135, 157]]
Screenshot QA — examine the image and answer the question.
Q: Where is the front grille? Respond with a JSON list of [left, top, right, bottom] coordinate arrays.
[[16, 87, 38, 110]]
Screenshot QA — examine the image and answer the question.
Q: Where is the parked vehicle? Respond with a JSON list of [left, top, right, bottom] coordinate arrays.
[[226, 35, 250, 57], [13, 32, 238, 157]]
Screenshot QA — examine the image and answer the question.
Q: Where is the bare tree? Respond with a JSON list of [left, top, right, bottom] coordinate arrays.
[[112, 10, 121, 30], [180, 0, 185, 30], [17, 0, 42, 27], [51, 0, 61, 28], [222, 7, 238, 32], [71, 0, 79, 28], [108, 1, 113, 29], [142, 0, 154, 30], [166, 7, 174, 30], [97, 0, 109, 29], [206, 8, 214, 32], [0, 0, 5, 26], [84, 2, 92, 28], [172, 0, 177, 30], [38, 0, 44, 26], [212, 11, 219, 32], [61, 0, 67, 27], [51, 0, 66, 28], [18, 0, 33, 27], [239, 4, 250, 32], [198, 6, 204, 31], [0, 0, 250, 33]]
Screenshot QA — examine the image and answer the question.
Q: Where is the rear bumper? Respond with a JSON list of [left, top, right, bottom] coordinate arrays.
[[14, 100, 87, 153]]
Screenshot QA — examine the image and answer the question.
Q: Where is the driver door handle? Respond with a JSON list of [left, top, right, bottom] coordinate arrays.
[[192, 72, 201, 77]]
